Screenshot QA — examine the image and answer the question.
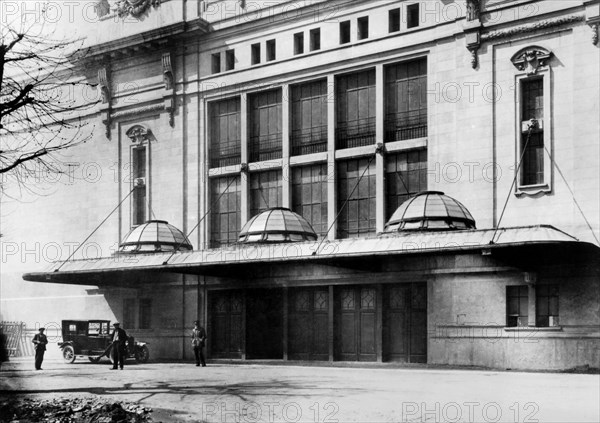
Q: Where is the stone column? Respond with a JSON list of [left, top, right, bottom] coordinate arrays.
[[326, 75, 337, 240], [375, 64, 386, 233], [282, 84, 291, 208], [240, 93, 249, 225]]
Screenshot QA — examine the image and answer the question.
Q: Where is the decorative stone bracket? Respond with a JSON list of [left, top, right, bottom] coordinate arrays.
[[465, 29, 481, 69], [463, 1, 482, 69], [162, 51, 175, 127], [585, 0, 600, 45], [98, 66, 112, 138]]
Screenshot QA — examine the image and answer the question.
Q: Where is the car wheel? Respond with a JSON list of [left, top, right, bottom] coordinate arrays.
[[62, 345, 75, 364], [135, 346, 149, 363]]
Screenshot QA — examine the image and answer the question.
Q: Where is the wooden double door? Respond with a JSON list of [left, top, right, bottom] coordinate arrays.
[[209, 283, 427, 363], [335, 286, 378, 361], [334, 283, 427, 362], [288, 288, 329, 360]]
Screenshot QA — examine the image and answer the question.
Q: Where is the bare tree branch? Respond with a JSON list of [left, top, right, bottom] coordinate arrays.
[[0, 22, 97, 193]]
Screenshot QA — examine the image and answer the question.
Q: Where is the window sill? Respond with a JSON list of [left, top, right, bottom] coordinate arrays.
[[504, 326, 562, 332], [515, 183, 551, 197]]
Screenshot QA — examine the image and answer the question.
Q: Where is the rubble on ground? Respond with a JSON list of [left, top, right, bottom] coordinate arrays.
[[0, 397, 154, 422]]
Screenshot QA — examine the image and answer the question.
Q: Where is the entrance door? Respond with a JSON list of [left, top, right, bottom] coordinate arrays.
[[210, 291, 243, 358], [288, 288, 329, 360], [246, 289, 283, 359], [384, 283, 427, 363], [335, 286, 377, 361]]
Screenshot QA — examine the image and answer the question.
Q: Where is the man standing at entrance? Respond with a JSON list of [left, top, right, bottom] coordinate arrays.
[[110, 322, 128, 370], [191, 321, 206, 367], [32, 327, 48, 370]]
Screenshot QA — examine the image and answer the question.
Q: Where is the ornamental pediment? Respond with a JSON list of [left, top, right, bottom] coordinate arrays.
[[510, 46, 553, 75]]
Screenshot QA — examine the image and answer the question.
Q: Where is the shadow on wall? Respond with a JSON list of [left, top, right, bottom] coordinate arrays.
[[0, 328, 8, 365]]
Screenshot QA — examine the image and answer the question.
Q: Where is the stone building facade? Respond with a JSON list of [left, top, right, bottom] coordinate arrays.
[[2, 0, 599, 370]]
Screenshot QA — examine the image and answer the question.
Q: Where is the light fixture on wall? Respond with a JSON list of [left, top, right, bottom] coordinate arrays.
[[524, 272, 537, 284]]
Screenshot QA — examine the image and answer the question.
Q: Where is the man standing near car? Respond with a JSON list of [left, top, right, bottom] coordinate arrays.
[[191, 320, 206, 367], [110, 322, 128, 370], [32, 327, 48, 370]]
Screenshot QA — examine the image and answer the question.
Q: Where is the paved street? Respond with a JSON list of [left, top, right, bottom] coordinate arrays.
[[1, 357, 599, 423]]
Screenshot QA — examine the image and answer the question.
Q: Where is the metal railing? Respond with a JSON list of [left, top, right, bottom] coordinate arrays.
[[291, 126, 328, 156], [249, 133, 282, 162], [336, 119, 376, 149], [210, 143, 241, 168], [385, 112, 427, 142]]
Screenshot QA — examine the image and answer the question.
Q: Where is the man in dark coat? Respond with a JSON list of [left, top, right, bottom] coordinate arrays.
[[32, 327, 48, 370], [191, 321, 207, 367], [110, 322, 128, 370]]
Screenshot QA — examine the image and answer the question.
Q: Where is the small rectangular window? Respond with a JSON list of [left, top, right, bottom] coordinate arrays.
[[357, 16, 369, 40], [123, 299, 135, 329], [266, 39, 276, 61], [340, 20, 351, 44], [139, 299, 152, 329], [225, 50, 235, 71], [310, 28, 321, 51], [389, 9, 400, 32], [251, 43, 261, 65], [294, 32, 304, 55], [536, 285, 559, 327], [507, 286, 529, 327], [211, 52, 221, 74], [407, 3, 420, 29]]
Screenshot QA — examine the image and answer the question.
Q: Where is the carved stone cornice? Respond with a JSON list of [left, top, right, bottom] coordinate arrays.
[[111, 103, 165, 120], [481, 15, 585, 42], [101, 104, 164, 140]]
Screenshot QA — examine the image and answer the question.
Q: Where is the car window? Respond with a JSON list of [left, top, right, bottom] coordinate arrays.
[[89, 322, 101, 335]]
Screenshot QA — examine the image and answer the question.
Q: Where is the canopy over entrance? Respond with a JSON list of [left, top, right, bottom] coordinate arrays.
[[22, 225, 596, 286]]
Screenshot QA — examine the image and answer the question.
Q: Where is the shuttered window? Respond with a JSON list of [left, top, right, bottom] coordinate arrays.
[[336, 70, 376, 149], [209, 98, 241, 168], [249, 90, 282, 162], [291, 80, 328, 156], [385, 58, 427, 142]]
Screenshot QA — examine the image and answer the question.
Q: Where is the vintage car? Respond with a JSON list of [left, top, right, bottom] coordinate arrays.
[[58, 320, 149, 364]]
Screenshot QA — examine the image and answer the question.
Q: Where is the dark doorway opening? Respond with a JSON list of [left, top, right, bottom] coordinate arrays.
[[246, 289, 284, 359], [209, 291, 244, 359]]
